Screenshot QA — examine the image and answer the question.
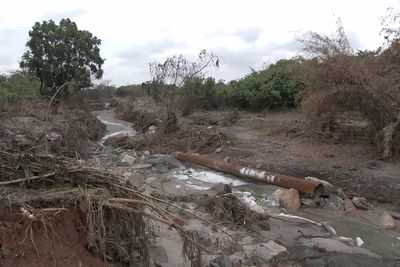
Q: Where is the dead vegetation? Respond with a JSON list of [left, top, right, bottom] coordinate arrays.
[[204, 193, 270, 232], [0, 100, 105, 158], [114, 98, 161, 133], [298, 20, 400, 158], [105, 124, 230, 154], [0, 149, 214, 266]]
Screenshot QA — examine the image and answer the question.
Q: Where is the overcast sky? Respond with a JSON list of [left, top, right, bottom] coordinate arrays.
[[1, 0, 399, 86]]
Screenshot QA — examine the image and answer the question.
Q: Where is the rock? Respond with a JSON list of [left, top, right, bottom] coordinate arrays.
[[271, 189, 286, 205], [379, 212, 396, 230], [366, 160, 380, 170], [249, 241, 287, 263], [324, 195, 344, 210], [279, 188, 301, 211], [215, 147, 223, 153], [14, 134, 33, 147], [343, 198, 356, 211], [47, 132, 62, 142], [149, 246, 168, 265], [352, 197, 369, 210], [209, 255, 232, 267], [126, 173, 145, 188], [118, 154, 136, 166], [301, 198, 317, 207], [209, 183, 232, 195], [166, 156, 185, 169], [143, 150, 151, 156], [193, 230, 213, 247], [132, 163, 152, 169], [390, 211, 400, 220], [148, 125, 157, 131]]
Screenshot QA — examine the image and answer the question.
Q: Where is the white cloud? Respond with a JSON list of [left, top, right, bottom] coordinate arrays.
[[0, 0, 399, 85]]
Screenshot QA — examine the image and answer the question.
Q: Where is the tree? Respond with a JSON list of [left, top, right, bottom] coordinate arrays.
[[20, 18, 104, 99], [148, 50, 219, 120]]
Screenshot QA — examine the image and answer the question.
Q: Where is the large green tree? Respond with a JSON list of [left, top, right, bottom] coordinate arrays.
[[20, 18, 104, 98]]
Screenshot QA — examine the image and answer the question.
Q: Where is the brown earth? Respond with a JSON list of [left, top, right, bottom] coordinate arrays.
[[198, 110, 400, 207], [0, 205, 111, 267]]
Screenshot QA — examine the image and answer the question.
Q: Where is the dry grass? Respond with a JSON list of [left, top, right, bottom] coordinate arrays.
[[297, 21, 400, 158]]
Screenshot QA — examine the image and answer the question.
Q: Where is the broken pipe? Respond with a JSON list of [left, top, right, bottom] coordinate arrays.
[[174, 152, 325, 195]]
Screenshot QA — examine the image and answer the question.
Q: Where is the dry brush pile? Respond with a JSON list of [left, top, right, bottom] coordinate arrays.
[[297, 21, 400, 158], [0, 148, 216, 266]]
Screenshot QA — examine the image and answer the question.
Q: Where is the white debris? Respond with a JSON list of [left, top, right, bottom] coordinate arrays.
[[355, 237, 364, 247]]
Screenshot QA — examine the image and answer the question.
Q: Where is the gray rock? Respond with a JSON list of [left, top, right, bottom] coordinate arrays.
[[352, 197, 369, 210], [166, 156, 185, 169], [149, 246, 168, 265], [324, 195, 344, 210], [126, 173, 145, 188], [209, 255, 232, 267], [343, 198, 356, 211], [132, 163, 152, 169]]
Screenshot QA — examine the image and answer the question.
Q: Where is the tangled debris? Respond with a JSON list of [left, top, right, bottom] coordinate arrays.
[[105, 124, 230, 154], [0, 149, 211, 266], [204, 193, 270, 232]]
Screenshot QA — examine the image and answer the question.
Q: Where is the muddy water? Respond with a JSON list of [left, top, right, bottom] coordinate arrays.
[[95, 110, 400, 260]]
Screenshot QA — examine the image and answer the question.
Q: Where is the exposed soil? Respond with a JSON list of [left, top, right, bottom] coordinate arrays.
[[214, 110, 400, 206], [0, 205, 111, 267]]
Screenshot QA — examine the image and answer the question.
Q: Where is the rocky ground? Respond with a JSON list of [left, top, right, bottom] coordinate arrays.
[[0, 102, 399, 266], [89, 107, 400, 266]]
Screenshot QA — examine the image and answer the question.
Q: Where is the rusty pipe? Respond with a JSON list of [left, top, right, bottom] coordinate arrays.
[[174, 152, 323, 195]]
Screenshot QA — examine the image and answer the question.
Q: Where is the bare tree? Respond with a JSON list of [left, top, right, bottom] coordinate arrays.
[[148, 49, 219, 122]]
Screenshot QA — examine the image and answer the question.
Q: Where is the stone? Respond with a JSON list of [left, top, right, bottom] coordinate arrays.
[[324, 195, 344, 210], [250, 241, 287, 263], [270, 189, 286, 205], [301, 198, 316, 207], [126, 173, 145, 188], [132, 163, 152, 169], [209, 255, 232, 267], [343, 198, 356, 211], [119, 154, 136, 166], [279, 188, 301, 211], [215, 147, 223, 153], [143, 150, 151, 156], [14, 134, 33, 146], [379, 211, 396, 230], [352, 197, 368, 210], [148, 125, 157, 131]]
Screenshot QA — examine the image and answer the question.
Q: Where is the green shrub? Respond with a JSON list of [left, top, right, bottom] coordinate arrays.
[[227, 59, 304, 110], [0, 72, 40, 100]]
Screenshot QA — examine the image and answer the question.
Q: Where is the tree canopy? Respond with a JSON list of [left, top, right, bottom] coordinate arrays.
[[20, 18, 104, 98]]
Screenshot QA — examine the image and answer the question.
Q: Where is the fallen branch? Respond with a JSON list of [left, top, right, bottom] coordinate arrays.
[[0, 172, 56, 186]]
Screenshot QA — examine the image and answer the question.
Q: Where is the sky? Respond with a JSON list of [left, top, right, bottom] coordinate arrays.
[[0, 0, 399, 86]]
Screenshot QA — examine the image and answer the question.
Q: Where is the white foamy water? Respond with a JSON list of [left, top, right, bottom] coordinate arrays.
[[174, 168, 247, 187]]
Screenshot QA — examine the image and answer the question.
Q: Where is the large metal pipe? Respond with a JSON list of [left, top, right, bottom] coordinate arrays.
[[174, 152, 324, 195]]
